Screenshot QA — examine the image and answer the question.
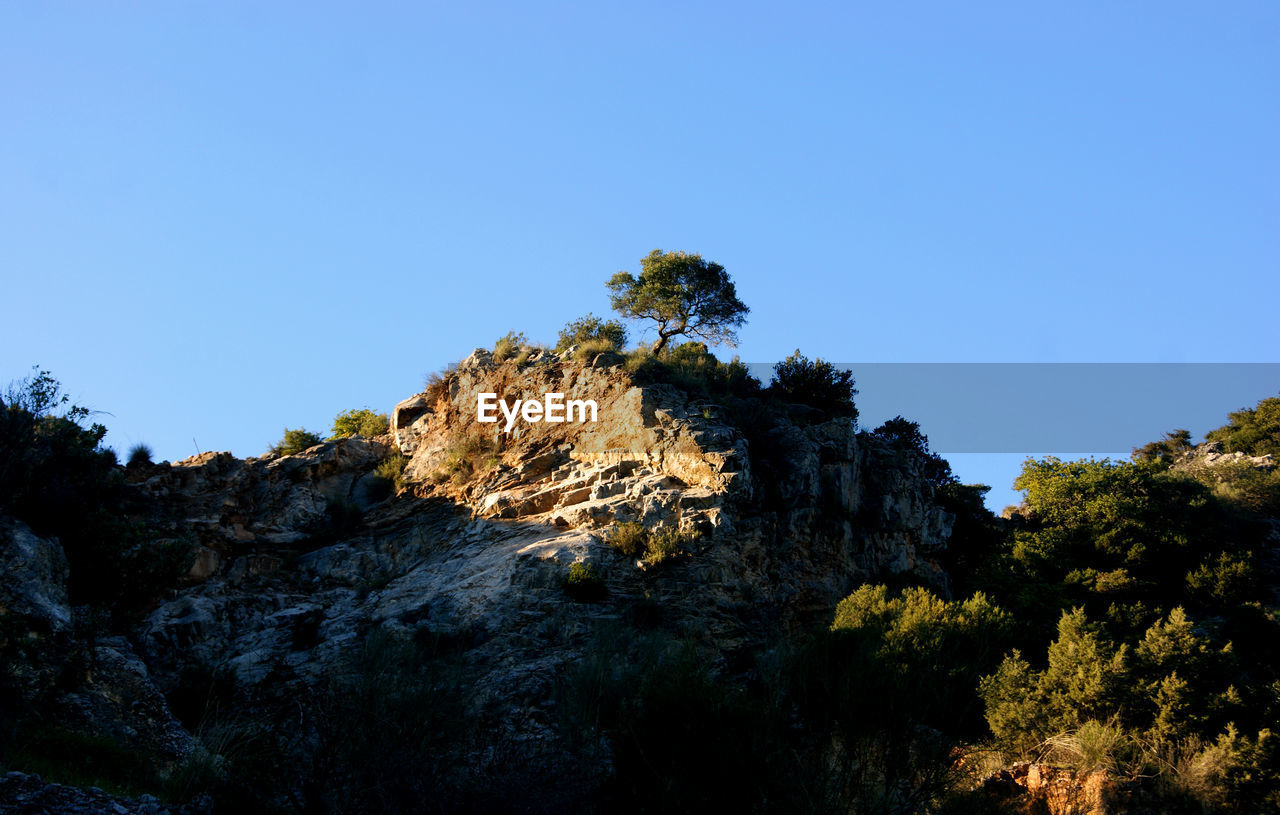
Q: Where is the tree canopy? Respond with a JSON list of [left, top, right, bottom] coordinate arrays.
[[607, 249, 749, 354], [1204, 392, 1280, 456]]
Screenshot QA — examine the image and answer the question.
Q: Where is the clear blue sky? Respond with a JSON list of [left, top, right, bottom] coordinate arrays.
[[3, 2, 1277, 510]]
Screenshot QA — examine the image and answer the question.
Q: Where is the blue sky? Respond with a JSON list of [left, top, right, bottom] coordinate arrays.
[[2, 2, 1277, 509]]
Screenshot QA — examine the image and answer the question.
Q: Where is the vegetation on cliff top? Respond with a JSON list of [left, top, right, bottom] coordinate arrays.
[[0, 368, 190, 613], [607, 249, 749, 354]]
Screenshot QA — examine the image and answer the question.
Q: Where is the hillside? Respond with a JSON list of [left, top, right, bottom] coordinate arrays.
[[3, 354, 1278, 813], [1, 349, 956, 813]]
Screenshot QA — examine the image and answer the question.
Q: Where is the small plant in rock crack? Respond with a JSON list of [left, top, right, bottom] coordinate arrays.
[[564, 561, 607, 602]]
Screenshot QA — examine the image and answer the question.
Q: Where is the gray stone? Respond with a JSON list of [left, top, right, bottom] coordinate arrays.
[[0, 516, 71, 634]]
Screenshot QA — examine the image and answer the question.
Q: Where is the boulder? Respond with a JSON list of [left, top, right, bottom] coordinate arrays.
[[0, 516, 71, 635]]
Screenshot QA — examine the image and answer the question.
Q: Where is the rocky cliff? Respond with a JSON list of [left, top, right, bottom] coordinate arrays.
[[2, 348, 956, 810], [140, 350, 950, 685]]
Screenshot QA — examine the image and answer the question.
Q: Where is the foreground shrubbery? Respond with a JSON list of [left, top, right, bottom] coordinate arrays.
[[939, 396, 1280, 811]]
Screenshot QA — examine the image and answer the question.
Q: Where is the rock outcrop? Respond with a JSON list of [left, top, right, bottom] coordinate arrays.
[[136, 353, 951, 723], [0, 771, 209, 815], [0, 517, 193, 782], [0, 516, 72, 637], [4, 350, 957, 809]]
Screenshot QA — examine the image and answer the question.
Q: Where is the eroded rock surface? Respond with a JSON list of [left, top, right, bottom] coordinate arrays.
[[137, 355, 951, 724]]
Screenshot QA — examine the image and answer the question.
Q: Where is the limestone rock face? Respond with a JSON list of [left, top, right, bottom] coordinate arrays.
[[135, 356, 953, 735], [134, 437, 389, 564], [1177, 441, 1276, 472]]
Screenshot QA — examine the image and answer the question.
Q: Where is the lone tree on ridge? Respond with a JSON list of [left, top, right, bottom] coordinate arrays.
[[607, 249, 749, 355]]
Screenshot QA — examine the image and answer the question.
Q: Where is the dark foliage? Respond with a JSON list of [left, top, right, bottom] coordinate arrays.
[[1132, 428, 1193, 465], [127, 443, 154, 467], [868, 416, 954, 487], [768, 350, 857, 420], [0, 368, 187, 611]]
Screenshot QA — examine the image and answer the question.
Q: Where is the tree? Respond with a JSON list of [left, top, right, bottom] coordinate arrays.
[[607, 249, 749, 355], [1132, 429, 1193, 465]]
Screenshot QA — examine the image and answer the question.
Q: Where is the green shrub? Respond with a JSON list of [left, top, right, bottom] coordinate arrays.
[[492, 331, 528, 362], [564, 561, 607, 602], [330, 408, 390, 439], [556, 313, 627, 353], [1155, 729, 1244, 810], [126, 443, 153, 467], [271, 428, 323, 457], [642, 526, 687, 567], [606, 522, 648, 558], [1186, 552, 1263, 607], [626, 342, 761, 398], [1196, 459, 1280, 517], [367, 451, 407, 501], [435, 432, 499, 485], [827, 585, 1014, 737], [768, 349, 857, 419], [569, 338, 622, 361], [1017, 609, 1126, 738], [1042, 718, 1131, 774], [991, 455, 1242, 627], [605, 522, 695, 567], [623, 345, 655, 374]]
